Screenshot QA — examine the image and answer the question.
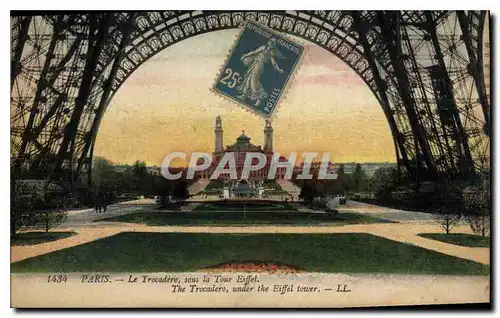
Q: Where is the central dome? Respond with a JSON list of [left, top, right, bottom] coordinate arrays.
[[237, 133, 250, 141]]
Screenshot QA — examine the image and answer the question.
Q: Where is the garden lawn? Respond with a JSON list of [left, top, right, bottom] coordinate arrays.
[[193, 202, 297, 211], [11, 232, 489, 275], [11, 231, 76, 246], [94, 211, 394, 226], [418, 233, 490, 248]]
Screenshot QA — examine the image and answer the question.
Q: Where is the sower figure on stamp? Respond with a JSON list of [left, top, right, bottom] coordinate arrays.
[[236, 37, 285, 107]]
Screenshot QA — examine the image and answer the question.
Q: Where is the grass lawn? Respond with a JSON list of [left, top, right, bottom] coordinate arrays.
[[11, 231, 76, 246], [94, 211, 394, 226], [10, 232, 489, 275], [418, 233, 490, 248], [193, 201, 297, 212], [157, 203, 182, 211]]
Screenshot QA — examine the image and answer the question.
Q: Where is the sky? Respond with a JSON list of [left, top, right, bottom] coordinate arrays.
[[94, 29, 396, 166]]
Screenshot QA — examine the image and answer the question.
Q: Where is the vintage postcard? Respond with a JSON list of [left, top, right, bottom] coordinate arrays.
[[10, 10, 491, 308]]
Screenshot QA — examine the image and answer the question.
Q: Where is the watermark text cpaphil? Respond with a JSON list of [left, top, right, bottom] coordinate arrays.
[[160, 152, 338, 180]]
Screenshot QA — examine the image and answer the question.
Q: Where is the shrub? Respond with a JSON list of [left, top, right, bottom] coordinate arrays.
[[430, 182, 464, 235], [11, 180, 68, 236], [464, 188, 490, 238]]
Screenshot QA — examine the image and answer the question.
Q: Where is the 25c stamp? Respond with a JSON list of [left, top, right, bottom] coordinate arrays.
[[213, 20, 304, 118]]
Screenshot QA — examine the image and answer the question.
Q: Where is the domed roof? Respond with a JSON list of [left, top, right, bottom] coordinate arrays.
[[237, 133, 250, 141], [225, 130, 263, 152]]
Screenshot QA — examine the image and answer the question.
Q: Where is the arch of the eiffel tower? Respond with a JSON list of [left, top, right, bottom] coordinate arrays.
[[10, 11, 490, 186]]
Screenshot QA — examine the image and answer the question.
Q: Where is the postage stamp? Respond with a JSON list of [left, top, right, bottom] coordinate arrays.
[[212, 20, 305, 118]]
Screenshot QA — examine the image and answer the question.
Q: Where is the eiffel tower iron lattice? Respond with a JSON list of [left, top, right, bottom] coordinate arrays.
[[10, 10, 490, 186]]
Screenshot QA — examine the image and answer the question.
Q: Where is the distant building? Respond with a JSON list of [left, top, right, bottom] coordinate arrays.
[[197, 116, 286, 181], [337, 162, 396, 177], [293, 161, 336, 178]]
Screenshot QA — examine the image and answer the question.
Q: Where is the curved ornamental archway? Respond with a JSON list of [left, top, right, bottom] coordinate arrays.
[[10, 10, 490, 184]]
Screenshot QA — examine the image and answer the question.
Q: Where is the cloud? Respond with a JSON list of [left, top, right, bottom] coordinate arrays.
[[294, 73, 364, 86], [294, 44, 366, 87]]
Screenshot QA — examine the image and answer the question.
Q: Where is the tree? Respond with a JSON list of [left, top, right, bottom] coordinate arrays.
[[321, 179, 344, 196], [155, 177, 173, 206], [92, 157, 118, 196], [91, 157, 120, 205], [464, 186, 490, 238], [172, 181, 189, 202], [11, 180, 43, 237], [372, 166, 398, 202], [315, 181, 326, 198], [132, 160, 147, 175], [372, 166, 398, 193], [352, 164, 368, 192], [336, 164, 346, 195], [299, 181, 317, 204], [38, 195, 68, 233], [11, 179, 68, 236], [128, 160, 152, 195], [431, 182, 463, 234], [116, 166, 135, 194], [92, 157, 117, 189]]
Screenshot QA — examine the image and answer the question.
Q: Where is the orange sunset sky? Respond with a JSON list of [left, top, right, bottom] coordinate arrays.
[[94, 30, 396, 166]]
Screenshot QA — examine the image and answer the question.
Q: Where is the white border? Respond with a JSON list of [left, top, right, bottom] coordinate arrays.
[[6, 0, 497, 10], [3, 2, 497, 316]]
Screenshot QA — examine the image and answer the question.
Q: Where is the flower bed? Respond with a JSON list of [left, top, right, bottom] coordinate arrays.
[[200, 261, 304, 273]]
